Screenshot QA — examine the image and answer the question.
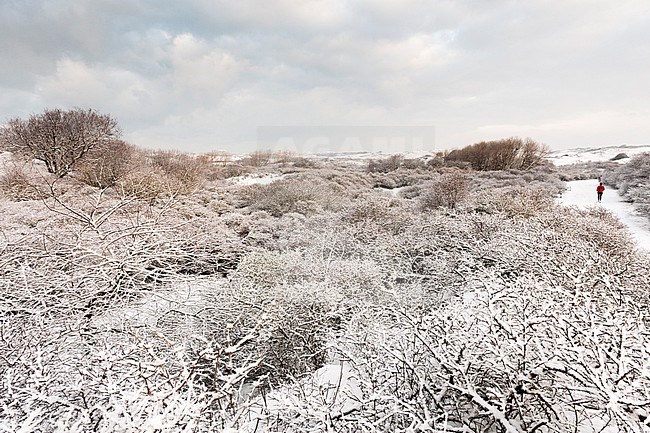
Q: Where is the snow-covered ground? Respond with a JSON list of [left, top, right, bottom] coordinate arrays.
[[229, 173, 288, 186], [307, 149, 432, 160], [559, 179, 650, 251], [376, 185, 407, 196], [548, 144, 650, 166], [0, 151, 11, 173]]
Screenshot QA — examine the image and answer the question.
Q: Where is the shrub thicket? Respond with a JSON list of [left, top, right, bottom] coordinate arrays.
[[603, 152, 650, 218], [241, 175, 349, 216], [367, 154, 404, 173], [112, 150, 211, 200], [420, 171, 469, 210], [75, 140, 136, 188], [446, 137, 550, 171], [2, 140, 649, 432], [0, 162, 43, 201]]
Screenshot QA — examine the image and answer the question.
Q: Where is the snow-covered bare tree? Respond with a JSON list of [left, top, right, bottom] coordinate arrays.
[[0, 108, 121, 177]]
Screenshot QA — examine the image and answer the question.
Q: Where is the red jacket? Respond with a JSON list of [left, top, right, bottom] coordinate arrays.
[[597, 184, 605, 193]]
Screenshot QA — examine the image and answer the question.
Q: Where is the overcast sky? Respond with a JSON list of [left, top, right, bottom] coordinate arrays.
[[1, 0, 649, 154]]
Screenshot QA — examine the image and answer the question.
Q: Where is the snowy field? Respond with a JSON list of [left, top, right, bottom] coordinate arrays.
[[262, 143, 650, 167], [548, 144, 650, 165]]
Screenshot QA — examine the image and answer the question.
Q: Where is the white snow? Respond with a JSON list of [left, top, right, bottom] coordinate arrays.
[[0, 151, 11, 174], [240, 362, 363, 432], [548, 144, 650, 166], [558, 179, 650, 251], [230, 173, 287, 186], [376, 185, 406, 197], [310, 150, 432, 161]]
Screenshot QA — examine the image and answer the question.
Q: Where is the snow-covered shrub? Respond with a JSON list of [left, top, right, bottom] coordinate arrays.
[[0, 190, 248, 325], [446, 137, 550, 170], [205, 163, 251, 180], [235, 250, 318, 288], [75, 140, 136, 188], [316, 168, 374, 193], [472, 166, 565, 194], [367, 154, 404, 173], [221, 210, 306, 246], [289, 156, 319, 168], [0, 302, 269, 432], [556, 161, 618, 181], [340, 194, 416, 245], [241, 149, 273, 166], [226, 273, 340, 384], [117, 165, 187, 201], [420, 171, 469, 210], [603, 152, 650, 195], [242, 175, 348, 216], [0, 161, 43, 201], [165, 221, 245, 277], [371, 167, 435, 189], [271, 275, 648, 433], [241, 179, 314, 216], [470, 186, 554, 217], [603, 152, 650, 219], [112, 150, 210, 200], [149, 151, 210, 189], [627, 185, 650, 216], [0, 194, 321, 430], [2, 150, 648, 432], [396, 184, 422, 199], [248, 201, 649, 432]]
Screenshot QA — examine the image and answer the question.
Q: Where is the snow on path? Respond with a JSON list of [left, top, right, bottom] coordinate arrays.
[[559, 179, 650, 251]]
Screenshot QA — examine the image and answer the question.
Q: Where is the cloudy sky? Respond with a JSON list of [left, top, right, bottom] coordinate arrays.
[[1, 0, 649, 154]]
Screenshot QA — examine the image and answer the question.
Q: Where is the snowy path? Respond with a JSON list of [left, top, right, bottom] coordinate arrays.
[[559, 179, 650, 251]]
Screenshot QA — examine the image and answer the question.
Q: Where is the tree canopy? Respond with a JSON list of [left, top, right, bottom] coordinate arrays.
[[446, 137, 550, 171], [0, 108, 121, 177]]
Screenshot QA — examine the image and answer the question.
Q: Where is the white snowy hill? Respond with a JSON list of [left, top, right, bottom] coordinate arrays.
[[548, 144, 650, 166], [304, 144, 650, 166]]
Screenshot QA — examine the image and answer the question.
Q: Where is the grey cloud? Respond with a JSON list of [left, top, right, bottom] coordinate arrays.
[[2, 0, 650, 152]]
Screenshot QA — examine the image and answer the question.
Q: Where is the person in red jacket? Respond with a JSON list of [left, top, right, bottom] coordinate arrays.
[[596, 182, 605, 202]]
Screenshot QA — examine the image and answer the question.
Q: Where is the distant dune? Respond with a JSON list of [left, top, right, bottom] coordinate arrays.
[[548, 144, 650, 165]]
